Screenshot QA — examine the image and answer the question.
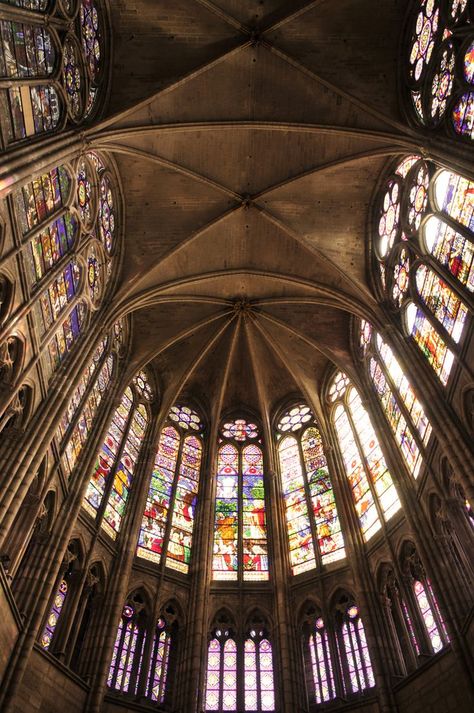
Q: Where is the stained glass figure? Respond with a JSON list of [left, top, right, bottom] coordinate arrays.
[[331, 374, 401, 540], [213, 420, 269, 581], [338, 604, 375, 694], [277, 405, 345, 575], [374, 156, 472, 384], [137, 404, 203, 573], [83, 373, 150, 538]]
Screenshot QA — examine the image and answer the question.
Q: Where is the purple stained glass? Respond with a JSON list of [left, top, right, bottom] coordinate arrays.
[[40, 579, 67, 650]]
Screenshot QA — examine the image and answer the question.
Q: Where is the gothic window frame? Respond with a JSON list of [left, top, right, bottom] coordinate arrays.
[[275, 401, 346, 576], [300, 601, 338, 707], [334, 592, 376, 697], [327, 370, 402, 542], [372, 154, 473, 387], [0, 0, 111, 148], [137, 402, 205, 575], [212, 416, 270, 583], [402, 0, 474, 142], [107, 590, 150, 697]]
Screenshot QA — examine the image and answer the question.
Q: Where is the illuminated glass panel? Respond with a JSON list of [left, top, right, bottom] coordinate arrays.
[[408, 1, 440, 85], [422, 216, 474, 292], [0, 84, 62, 143], [0, 20, 55, 79], [47, 302, 86, 372], [416, 264, 468, 342], [402, 600, 420, 655], [61, 353, 114, 476], [146, 619, 170, 704], [277, 403, 312, 432], [137, 425, 179, 564], [302, 427, 345, 565], [0, 1, 49, 9], [102, 404, 148, 539], [346, 389, 401, 523], [37, 260, 80, 335], [333, 403, 381, 541], [279, 435, 315, 575], [452, 92, 474, 139], [83, 387, 134, 518], [245, 637, 275, 712], [213, 444, 239, 580], [414, 581, 444, 653], [133, 369, 153, 401], [167, 434, 202, 573], [309, 618, 335, 704], [222, 639, 237, 711], [340, 606, 375, 694], [205, 638, 221, 711], [242, 444, 268, 581], [40, 579, 67, 650], [108, 606, 145, 695], [169, 404, 203, 431], [222, 419, 258, 442], [434, 169, 474, 233], [13, 165, 71, 235], [405, 301, 455, 385]]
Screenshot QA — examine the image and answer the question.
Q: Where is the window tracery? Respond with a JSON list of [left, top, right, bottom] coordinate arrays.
[[0, 0, 108, 147], [82, 368, 152, 539], [329, 372, 401, 540], [404, 1, 474, 141], [137, 403, 203, 573], [213, 418, 269, 581], [276, 403, 345, 575], [374, 155, 472, 385]]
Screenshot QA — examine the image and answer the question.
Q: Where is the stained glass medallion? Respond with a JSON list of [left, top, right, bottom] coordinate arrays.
[[222, 419, 258, 442], [169, 404, 203, 431], [277, 403, 312, 432]]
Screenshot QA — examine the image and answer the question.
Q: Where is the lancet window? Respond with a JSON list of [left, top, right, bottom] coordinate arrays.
[[335, 596, 375, 695], [329, 372, 401, 541], [276, 403, 345, 575], [137, 404, 204, 574], [204, 612, 275, 712], [359, 321, 432, 479], [55, 320, 124, 478], [0, 0, 107, 148], [212, 418, 269, 581], [108, 593, 177, 706], [82, 368, 152, 539], [404, 1, 474, 141], [374, 155, 472, 385]]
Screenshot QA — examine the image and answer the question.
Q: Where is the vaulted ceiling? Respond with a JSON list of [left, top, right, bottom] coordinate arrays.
[[89, 0, 421, 421]]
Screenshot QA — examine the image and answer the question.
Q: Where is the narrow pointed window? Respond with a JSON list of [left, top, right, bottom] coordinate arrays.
[[108, 596, 147, 696], [374, 156, 472, 385], [244, 631, 275, 712], [336, 598, 375, 695], [360, 320, 432, 480], [305, 613, 336, 704], [276, 403, 345, 575], [137, 404, 204, 574], [329, 372, 401, 540], [213, 419, 269, 581], [83, 368, 153, 539]]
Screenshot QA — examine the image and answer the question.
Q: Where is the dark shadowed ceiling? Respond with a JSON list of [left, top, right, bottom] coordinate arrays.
[[88, 0, 426, 422]]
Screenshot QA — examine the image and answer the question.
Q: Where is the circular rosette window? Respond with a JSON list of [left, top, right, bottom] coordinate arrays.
[[79, 0, 104, 116], [442, 0, 470, 28], [62, 35, 87, 122], [425, 39, 456, 125], [85, 241, 105, 308], [389, 247, 411, 308], [98, 173, 116, 256], [403, 160, 430, 235], [76, 155, 98, 232], [376, 175, 403, 260], [409, 0, 441, 87]]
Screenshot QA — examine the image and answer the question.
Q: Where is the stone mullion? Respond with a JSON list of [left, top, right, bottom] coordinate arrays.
[[266, 433, 304, 713], [324, 414, 397, 712], [0, 358, 124, 711], [83, 414, 161, 713], [184, 425, 218, 713], [381, 326, 474, 503], [379, 593, 410, 677], [0, 309, 110, 547], [2, 490, 44, 578]]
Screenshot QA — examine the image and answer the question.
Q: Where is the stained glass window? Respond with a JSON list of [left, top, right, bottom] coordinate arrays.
[[40, 579, 68, 650], [204, 627, 275, 712], [213, 421, 269, 581], [146, 618, 171, 704], [374, 156, 472, 384], [307, 616, 336, 704], [277, 404, 345, 575], [330, 373, 401, 540], [108, 603, 146, 695], [361, 323, 432, 480], [337, 603, 375, 694], [137, 404, 203, 574], [83, 371, 152, 538], [404, 1, 474, 141]]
